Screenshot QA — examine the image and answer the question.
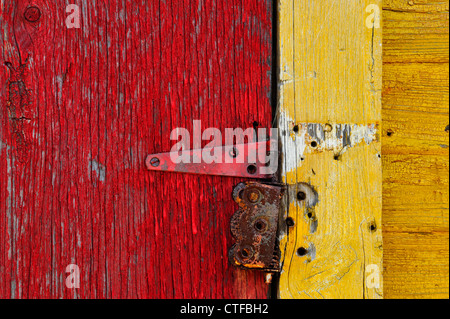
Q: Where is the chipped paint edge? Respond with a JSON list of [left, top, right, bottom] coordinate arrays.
[[279, 112, 379, 175]]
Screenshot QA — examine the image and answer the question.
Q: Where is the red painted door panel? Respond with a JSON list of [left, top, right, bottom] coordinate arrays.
[[0, 0, 273, 298]]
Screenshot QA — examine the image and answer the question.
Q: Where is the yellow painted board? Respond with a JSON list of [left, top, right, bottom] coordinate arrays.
[[384, 0, 449, 12], [382, 0, 449, 299], [383, 231, 449, 299], [277, 0, 383, 299], [383, 0, 449, 63]]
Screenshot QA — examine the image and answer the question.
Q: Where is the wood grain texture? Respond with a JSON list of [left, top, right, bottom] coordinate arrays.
[[382, 0, 449, 299], [0, 0, 273, 299], [277, 0, 383, 299], [384, 0, 449, 63]]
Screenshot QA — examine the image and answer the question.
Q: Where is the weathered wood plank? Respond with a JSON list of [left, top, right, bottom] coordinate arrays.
[[277, 0, 383, 299], [383, 0, 449, 63], [384, 231, 449, 299], [382, 0, 449, 299], [0, 0, 273, 299]]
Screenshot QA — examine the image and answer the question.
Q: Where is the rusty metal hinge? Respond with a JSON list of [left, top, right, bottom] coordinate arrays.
[[146, 143, 284, 275], [229, 182, 285, 273]]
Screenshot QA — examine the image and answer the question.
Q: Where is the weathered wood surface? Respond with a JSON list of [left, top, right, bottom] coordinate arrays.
[[1, 0, 448, 300], [382, 0, 449, 299], [0, 0, 273, 299], [277, 0, 383, 299]]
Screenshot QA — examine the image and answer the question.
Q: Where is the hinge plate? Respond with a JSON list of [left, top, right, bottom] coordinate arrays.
[[146, 141, 275, 179], [229, 182, 285, 273]]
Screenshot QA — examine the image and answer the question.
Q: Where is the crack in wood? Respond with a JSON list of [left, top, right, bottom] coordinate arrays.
[[4, 59, 33, 163]]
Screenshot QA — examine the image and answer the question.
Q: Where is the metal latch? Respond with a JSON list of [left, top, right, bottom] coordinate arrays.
[[146, 142, 283, 274], [146, 141, 274, 179]]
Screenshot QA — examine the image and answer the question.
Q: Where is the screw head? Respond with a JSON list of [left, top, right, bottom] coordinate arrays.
[[254, 219, 268, 232], [229, 147, 239, 158], [239, 247, 254, 260], [24, 6, 41, 23], [247, 189, 261, 203], [150, 157, 160, 167]]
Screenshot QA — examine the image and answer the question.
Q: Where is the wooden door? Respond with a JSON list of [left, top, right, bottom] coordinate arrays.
[[0, 0, 273, 299]]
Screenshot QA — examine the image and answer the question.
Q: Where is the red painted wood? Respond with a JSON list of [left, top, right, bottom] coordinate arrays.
[[0, 0, 273, 298]]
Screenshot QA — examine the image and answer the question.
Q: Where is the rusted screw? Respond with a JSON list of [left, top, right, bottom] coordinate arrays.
[[150, 157, 160, 167], [240, 247, 254, 260], [24, 6, 41, 23], [248, 190, 260, 203], [254, 219, 268, 232]]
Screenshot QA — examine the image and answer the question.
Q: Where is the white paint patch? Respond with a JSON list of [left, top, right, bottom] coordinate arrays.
[[279, 112, 379, 174], [279, 112, 308, 174]]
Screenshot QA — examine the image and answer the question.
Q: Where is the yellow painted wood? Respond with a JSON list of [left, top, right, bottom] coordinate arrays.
[[277, 0, 383, 299], [383, 0, 449, 63], [382, 0, 449, 299]]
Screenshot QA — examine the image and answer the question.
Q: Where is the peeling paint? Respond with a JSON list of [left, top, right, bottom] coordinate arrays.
[[89, 160, 106, 182], [279, 112, 379, 174], [0, 140, 9, 152]]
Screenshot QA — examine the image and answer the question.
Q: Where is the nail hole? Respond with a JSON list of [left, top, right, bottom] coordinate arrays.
[[334, 154, 341, 161], [307, 212, 313, 219], [286, 217, 295, 227], [297, 191, 307, 201], [297, 247, 308, 257], [369, 222, 377, 232], [263, 150, 271, 165], [311, 141, 318, 148], [247, 164, 257, 175], [293, 125, 299, 133], [386, 130, 394, 137]]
